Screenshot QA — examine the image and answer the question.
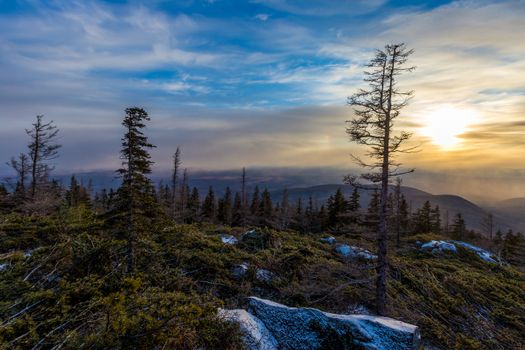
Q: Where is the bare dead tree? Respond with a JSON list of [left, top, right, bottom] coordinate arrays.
[[7, 153, 31, 195], [171, 146, 182, 220], [345, 43, 416, 316], [26, 115, 61, 198], [241, 167, 247, 228]]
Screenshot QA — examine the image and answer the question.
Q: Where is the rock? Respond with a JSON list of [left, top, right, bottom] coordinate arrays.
[[335, 244, 377, 261], [320, 236, 336, 245], [255, 269, 275, 283], [232, 262, 250, 279], [222, 297, 420, 350], [420, 240, 498, 263], [451, 241, 498, 263], [421, 240, 457, 253], [0, 263, 9, 272], [219, 308, 279, 350], [221, 234, 239, 245]]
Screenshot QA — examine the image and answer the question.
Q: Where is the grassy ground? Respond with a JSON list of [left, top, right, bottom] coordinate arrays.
[[1, 214, 524, 349]]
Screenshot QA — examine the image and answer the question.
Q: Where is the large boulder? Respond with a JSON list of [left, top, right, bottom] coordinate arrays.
[[219, 309, 278, 350], [335, 244, 377, 261], [421, 240, 457, 254], [222, 297, 420, 350], [420, 240, 498, 263]]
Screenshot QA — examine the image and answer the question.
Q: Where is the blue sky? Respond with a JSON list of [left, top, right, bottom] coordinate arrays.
[[1, 0, 525, 199]]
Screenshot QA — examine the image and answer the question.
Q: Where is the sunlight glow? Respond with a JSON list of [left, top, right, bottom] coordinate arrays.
[[420, 106, 479, 149]]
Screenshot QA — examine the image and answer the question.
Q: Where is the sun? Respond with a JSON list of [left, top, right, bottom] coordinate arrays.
[[420, 105, 479, 149]]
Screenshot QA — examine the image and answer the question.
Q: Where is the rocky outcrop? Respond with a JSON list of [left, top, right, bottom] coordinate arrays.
[[421, 240, 498, 263], [335, 244, 377, 261], [221, 297, 420, 350]]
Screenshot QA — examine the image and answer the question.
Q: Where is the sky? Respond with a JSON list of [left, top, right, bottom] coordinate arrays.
[[1, 0, 524, 201]]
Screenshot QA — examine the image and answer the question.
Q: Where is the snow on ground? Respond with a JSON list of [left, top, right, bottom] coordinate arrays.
[[220, 234, 239, 245], [335, 244, 378, 261]]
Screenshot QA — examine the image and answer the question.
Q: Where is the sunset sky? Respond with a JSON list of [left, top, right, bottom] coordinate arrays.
[[1, 0, 524, 200]]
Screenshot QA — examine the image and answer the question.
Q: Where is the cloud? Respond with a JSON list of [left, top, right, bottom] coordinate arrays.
[[253, 0, 387, 16], [255, 13, 270, 21]]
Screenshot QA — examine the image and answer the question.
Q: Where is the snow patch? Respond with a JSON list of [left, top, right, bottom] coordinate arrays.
[[221, 234, 239, 245], [0, 263, 9, 271], [335, 244, 377, 261], [421, 240, 457, 253], [320, 236, 336, 245], [421, 240, 498, 263], [219, 308, 278, 350], [451, 241, 498, 263]]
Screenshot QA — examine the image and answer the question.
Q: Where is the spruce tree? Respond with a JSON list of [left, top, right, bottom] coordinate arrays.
[[115, 107, 157, 273], [202, 186, 216, 222]]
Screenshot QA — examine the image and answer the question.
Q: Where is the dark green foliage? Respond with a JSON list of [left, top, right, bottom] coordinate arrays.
[[327, 188, 347, 229], [202, 186, 216, 222]]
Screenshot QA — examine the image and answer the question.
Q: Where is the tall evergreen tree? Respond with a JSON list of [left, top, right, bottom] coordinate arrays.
[[202, 186, 216, 222], [115, 107, 157, 273]]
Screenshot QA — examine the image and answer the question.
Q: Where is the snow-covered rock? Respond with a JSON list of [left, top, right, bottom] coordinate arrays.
[[232, 262, 250, 279], [451, 241, 498, 263], [221, 234, 239, 245], [335, 244, 377, 261], [219, 308, 279, 350], [320, 236, 336, 245], [256, 269, 275, 283], [421, 240, 498, 263], [222, 297, 420, 350], [421, 240, 457, 253]]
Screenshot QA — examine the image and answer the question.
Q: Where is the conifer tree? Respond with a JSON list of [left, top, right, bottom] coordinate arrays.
[[327, 188, 347, 229], [452, 213, 466, 240], [250, 186, 260, 216], [232, 192, 242, 226], [260, 188, 273, 220], [346, 43, 415, 315], [187, 187, 200, 223], [115, 107, 157, 273], [218, 187, 233, 225], [279, 188, 291, 230], [202, 186, 216, 222], [348, 187, 360, 212]]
